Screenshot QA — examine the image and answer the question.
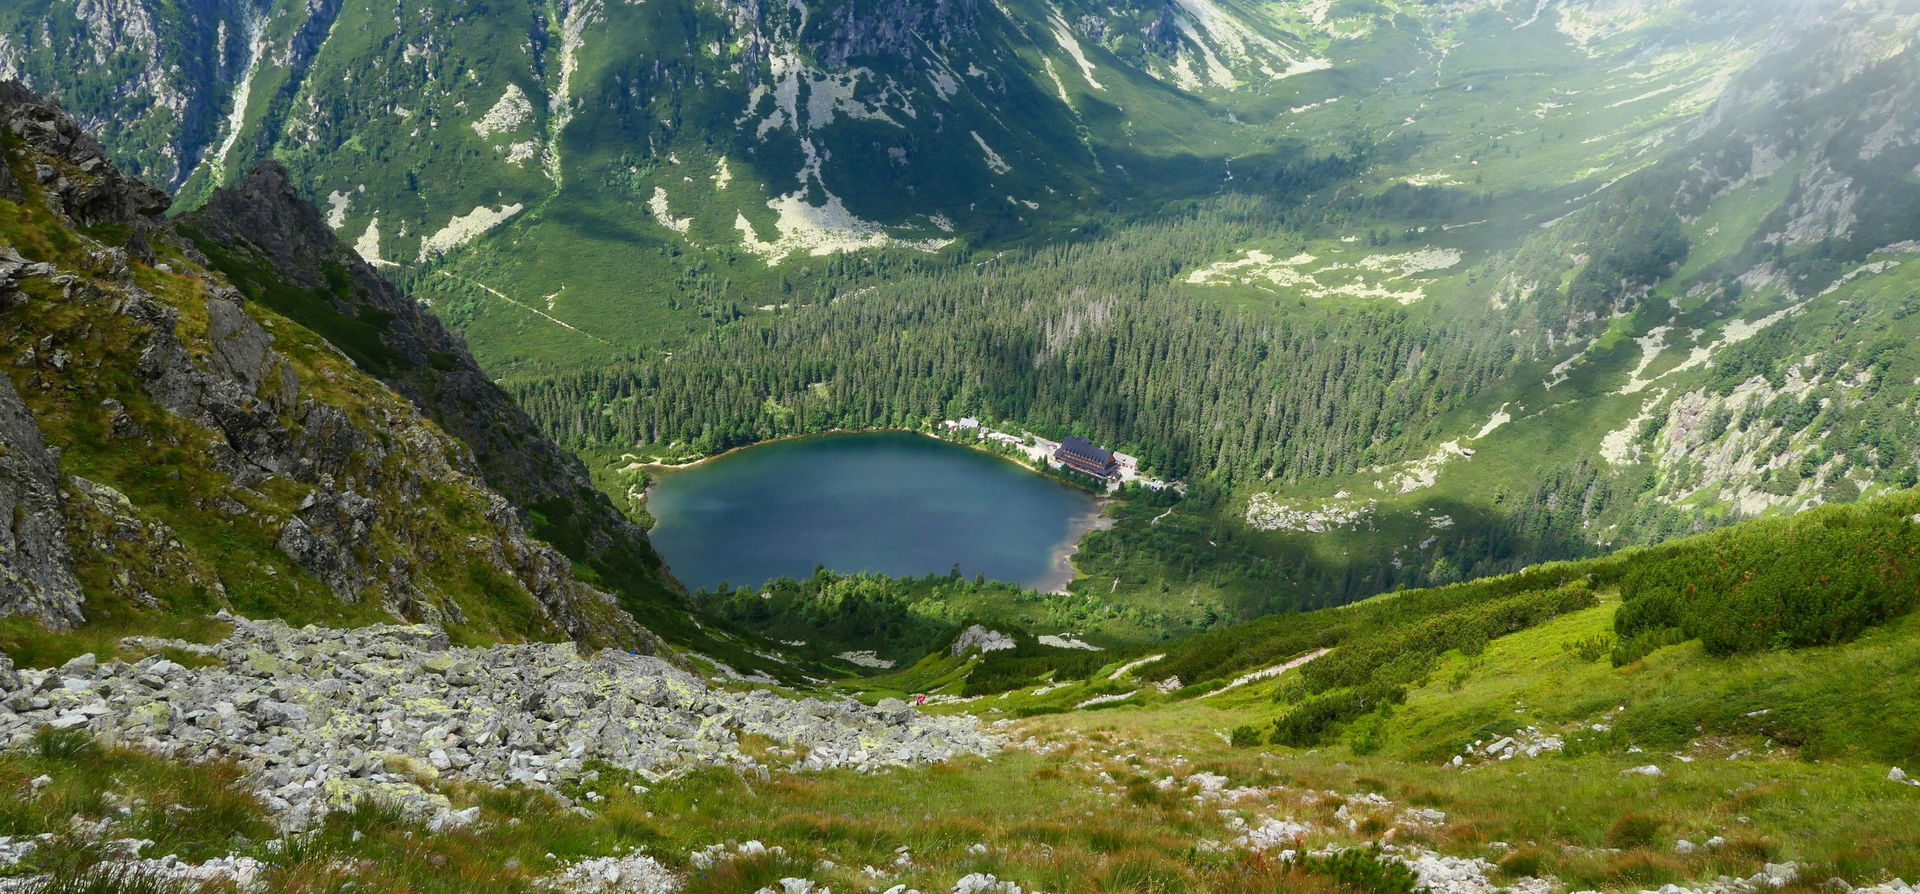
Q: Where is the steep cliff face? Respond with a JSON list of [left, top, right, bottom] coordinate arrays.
[[178, 159, 693, 639], [0, 82, 673, 649], [0, 367, 81, 627], [0, 0, 257, 188]]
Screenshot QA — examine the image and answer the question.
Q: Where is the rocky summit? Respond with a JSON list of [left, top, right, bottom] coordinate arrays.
[[0, 616, 995, 831]]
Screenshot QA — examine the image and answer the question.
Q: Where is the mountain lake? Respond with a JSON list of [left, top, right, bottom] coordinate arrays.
[[645, 431, 1105, 593]]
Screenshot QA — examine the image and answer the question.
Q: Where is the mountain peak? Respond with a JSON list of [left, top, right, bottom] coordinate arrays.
[[189, 158, 339, 289]]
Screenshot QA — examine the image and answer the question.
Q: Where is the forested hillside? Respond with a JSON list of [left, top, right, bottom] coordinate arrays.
[[506, 198, 1512, 483], [499, 0, 1920, 636]]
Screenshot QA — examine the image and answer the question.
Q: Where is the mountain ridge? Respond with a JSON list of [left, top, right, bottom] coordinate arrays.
[[0, 81, 694, 656]]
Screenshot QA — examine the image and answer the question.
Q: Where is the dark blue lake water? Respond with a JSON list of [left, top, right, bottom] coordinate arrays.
[[645, 432, 1102, 593]]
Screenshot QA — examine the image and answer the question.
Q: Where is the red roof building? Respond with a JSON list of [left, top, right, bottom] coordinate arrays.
[[1054, 436, 1119, 479]]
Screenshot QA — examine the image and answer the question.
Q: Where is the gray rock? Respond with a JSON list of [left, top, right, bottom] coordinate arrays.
[[0, 617, 1000, 831], [950, 625, 1016, 657], [0, 370, 84, 627], [0, 247, 54, 308], [872, 698, 917, 725], [0, 83, 170, 229]]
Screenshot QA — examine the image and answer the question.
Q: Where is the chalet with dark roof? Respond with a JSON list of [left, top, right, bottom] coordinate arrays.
[[1054, 436, 1119, 479]]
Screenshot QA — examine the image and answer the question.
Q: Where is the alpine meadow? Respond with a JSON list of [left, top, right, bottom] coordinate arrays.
[[3, 0, 1920, 892]]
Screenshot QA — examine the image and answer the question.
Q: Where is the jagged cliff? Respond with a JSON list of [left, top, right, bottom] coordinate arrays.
[[0, 82, 678, 650], [176, 159, 695, 640]]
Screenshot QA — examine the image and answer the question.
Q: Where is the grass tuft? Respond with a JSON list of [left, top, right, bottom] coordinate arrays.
[[1605, 812, 1664, 848], [24, 866, 194, 894], [33, 728, 96, 761]]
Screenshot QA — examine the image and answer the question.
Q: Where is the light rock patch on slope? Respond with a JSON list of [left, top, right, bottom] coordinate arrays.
[[0, 618, 997, 831]]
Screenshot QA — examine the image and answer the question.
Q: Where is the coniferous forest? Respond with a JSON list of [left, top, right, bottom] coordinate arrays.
[[504, 199, 1518, 485]]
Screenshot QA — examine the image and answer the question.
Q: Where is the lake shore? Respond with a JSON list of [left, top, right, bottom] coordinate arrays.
[[627, 428, 933, 476], [1036, 497, 1118, 595]]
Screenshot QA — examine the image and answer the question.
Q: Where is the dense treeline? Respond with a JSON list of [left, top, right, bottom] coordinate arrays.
[[701, 567, 1119, 690], [508, 201, 1513, 484], [961, 642, 1109, 697]]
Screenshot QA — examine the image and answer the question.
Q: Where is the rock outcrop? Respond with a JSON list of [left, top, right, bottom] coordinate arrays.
[[0, 81, 170, 231], [0, 82, 670, 649], [182, 159, 690, 634], [0, 372, 82, 627], [949, 625, 1016, 656], [0, 617, 997, 830]]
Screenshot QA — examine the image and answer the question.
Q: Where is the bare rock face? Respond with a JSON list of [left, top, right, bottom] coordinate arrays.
[[0, 372, 84, 628], [184, 161, 613, 514], [275, 489, 381, 600], [0, 81, 169, 229]]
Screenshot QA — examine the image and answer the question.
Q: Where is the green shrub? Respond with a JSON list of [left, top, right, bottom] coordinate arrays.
[[1170, 679, 1227, 700], [1291, 847, 1423, 894], [1229, 725, 1263, 748], [1611, 627, 1687, 666], [1270, 683, 1406, 747], [1270, 677, 1308, 704], [962, 645, 1107, 696], [1614, 498, 1920, 655], [1565, 634, 1616, 662]]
